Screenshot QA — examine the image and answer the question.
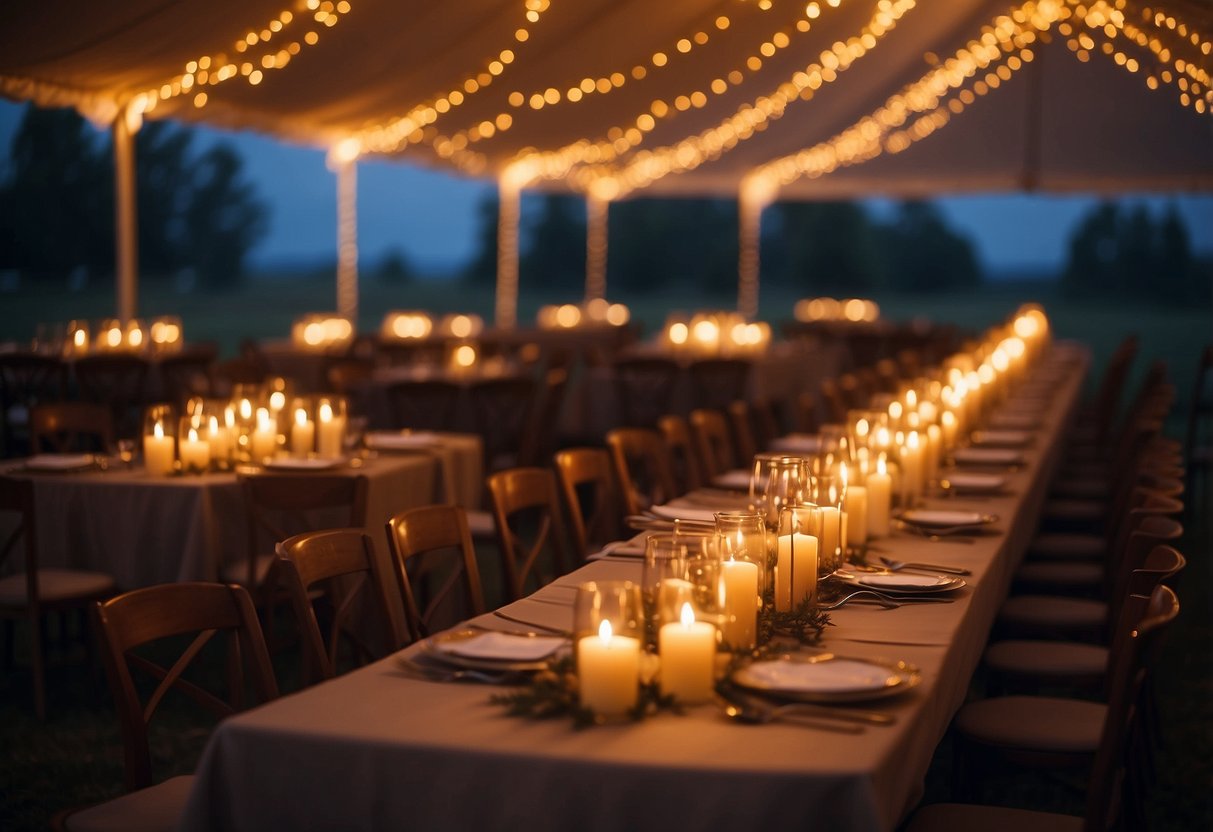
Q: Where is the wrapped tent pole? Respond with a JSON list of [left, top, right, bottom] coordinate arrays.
[[495, 174, 522, 330], [738, 175, 776, 320], [333, 153, 359, 323], [113, 105, 139, 323], [584, 193, 609, 303]]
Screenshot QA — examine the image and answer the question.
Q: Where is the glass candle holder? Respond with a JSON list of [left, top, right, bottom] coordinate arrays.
[[764, 456, 807, 529], [748, 452, 784, 519], [288, 397, 315, 458], [142, 405, 176, 476], [642, 534, 690, 631], [177, 415, 211, 474], [573, 581, 643, 717], [714, 512, 765, 651], [810, 474, 846, 571], [775, 505, 821, 611]]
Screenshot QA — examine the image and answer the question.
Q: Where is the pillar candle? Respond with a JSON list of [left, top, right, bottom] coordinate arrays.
[[290, 407, 314, 458], [867, 459, 892, 537], [658, 603, 716, 703], [143, 422, 175, 476], [775, 532, 818, 612], [845, 484, 868, 547], [251, 408, 277, 461], [925, 424, 942, 484], [178, 427, 210, 472], [206, 416, 230, 465], [316, 401, 345, 458], [720, 558, 758, 650], [817, 506, 841, 572], [901, 432, 924, 505], [578, 620, 640, 715]]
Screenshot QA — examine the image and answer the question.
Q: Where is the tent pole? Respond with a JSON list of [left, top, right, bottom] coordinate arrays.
[[112, 106, 138, 323], [584, 194, 609, 303], [495, 178, 521, 330], [336, 158, 359, 322], [737, 192, 763, 320]]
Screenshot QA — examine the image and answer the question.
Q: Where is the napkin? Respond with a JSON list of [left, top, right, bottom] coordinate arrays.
[[366, 431, 441, 450], [23, 453, 95, 471], [649, 504, 719, 524], [435, 632, 565, 662]]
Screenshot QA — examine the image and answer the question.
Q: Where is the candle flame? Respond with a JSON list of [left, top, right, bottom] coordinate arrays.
[[877, 456, 887, 475], [680, 602, 695, 627], [319, 402, 333, 422], [598, 619, 613, 643], [153, 421, 164, 440], [188, 427, 199, 442], [295, 408, 307, 427]]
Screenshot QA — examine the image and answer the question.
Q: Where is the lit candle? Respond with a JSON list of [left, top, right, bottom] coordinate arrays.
[[901, 432, 924, 505], [720, 557, 758, 650], [316, 401, 345, 458], [658, 603, 716, 703], [657, 578, 695, 626], [925, 423, 942, 485], [290, 407, 314, 458], [206, 415, 230, 465], [251, 408, 277, 462], [578, 620, 640, 716], [845, 484, 868, 548], [941, 410, 958, 451], [179, 426, 211, 472], [143, 421, 175, 476], [817, 505, 841, 572], [867, 457, 892, 538], [775, 529, 818, 612]]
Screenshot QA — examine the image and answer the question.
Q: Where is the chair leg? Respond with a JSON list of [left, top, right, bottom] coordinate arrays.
[[30, 612, 47, 720]]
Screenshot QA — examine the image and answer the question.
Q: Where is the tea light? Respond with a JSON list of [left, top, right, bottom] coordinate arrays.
[[775, 527, 818, 612], [578, 620, 640, 716], [658, 603, 716, 703], [290, 407, 314, 458], [316, 400, 345, 458], [144, 421, 175, 476], [251, 408, 277, 461], [720, 557, 758, 650], [867, 458, 892, 537], [179, 426, 210, 472]]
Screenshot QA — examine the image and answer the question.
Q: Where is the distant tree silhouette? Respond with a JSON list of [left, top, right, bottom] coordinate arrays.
[[462, 192, 499, 286], [774, 201, 883, 294], [606, 197, 738, 294], [879, 201, 981, 291], [520, 194, 585, 292], [0, 104, 267, 287], [374, 248, 415, 284]]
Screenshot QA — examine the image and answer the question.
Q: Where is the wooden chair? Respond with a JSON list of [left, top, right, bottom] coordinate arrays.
[[486, 467, 572, 601], [383, 379, 462, 432], [230, 472, 369, 590], [0, 476, 115, 719], [517, 367, 569, 467], [469, 376, 538, 472], [658, 414, 703, 494], [613, 357, 680, 428], [386, 504, 486, 642], [920, 584, 1179, 830], [0, 352, 67, 456], [212, 355, 267, 394], [605, 427, 679, 515], [58, 582, 278, 831], [689, 408, 736, 479], [30, 402, 114, 454], [1183, 343, 1212, 518], [158, 344, 218, 407], [276, 528, 399, 685], [818, 377, 849, 424], [73, 354, 150, 440], [687, 358, 750, 412], [726, 400, 758, 463], [553, 447, 629, 559]]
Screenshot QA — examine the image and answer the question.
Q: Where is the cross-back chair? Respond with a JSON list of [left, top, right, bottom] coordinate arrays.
[[687, 358, 751, 412], [30, 402, 114, 454], [276, 528, 399, 685], [553, 447, 629, 559], [486, 467, 572, 601], [517, 368, 568, 468], [470, 376, 538, 472], [73, 353, 150, 440], [605, 427, 679, 515], [689, 408, 737, 480], [613, 357, 680, 428], [386, 504, 486, 642], [0, 352, 67, 456], [657, 414, 703, 494]]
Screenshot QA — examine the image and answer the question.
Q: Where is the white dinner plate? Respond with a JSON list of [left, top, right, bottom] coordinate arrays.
[[733, 654, 921, 703], [417, 629, 566, 671], [263, 457, 343, 471], [835, 571, 967, 594], [940, 472, 1008, 493], [952, 447, 1025, 467], [969, 429, 1032, 448], [22, 453, 96, 472], [649, 504, 719, 524], [897, 509, 997, 532]]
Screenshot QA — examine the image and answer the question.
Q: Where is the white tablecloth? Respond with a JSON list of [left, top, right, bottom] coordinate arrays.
[[180, 344, 1089, 832]]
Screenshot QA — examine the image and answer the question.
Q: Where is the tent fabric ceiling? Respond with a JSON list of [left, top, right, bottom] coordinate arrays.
[[2, 0, 1211, 199]]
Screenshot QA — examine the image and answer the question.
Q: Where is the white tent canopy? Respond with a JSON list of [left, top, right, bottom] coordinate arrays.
[[3, 0, 1210, 197]]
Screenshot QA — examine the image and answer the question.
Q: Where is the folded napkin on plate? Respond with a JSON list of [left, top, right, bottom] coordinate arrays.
[[23, 453, 95, 471], [588, 541, 646, 561], [366, 431, 441, 450], [434, 631, 565, 661], [649, 504, 719, 524]]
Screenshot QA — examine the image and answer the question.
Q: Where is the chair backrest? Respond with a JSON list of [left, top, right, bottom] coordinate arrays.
[[818, 377, 849, 424], [0, 353, 67, 455], [238, 472, 369, 588], [517, 368, 568, 468], [605, 427, 679, 515], [553, 447, 628, 558], [613, 357, 680, 427], [1084, 583, 1179, 832], [384, 379, 462, 432], [658, 414, 703, 493], [1184, 343, 1212, 462], [470, 377, 538, 472], [158, 344, 218, 407], [385, 504, 485, 642], [689, 408, 736, 479], [30, 402, 114, 453], [727, 400, 758, 463], [92, 582, 279, 791], [687, 358, 751, 412], [1108, 529, 1185, 630], [1088, 335, 1140, 447], [74, 354, 150, 440], [0, 475, 39, 608], [486, 467, 572, 601], [276, 528, 399, 684]]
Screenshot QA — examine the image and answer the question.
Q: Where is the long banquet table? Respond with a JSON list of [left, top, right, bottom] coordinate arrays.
[[180, 343, 1088, 832]]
